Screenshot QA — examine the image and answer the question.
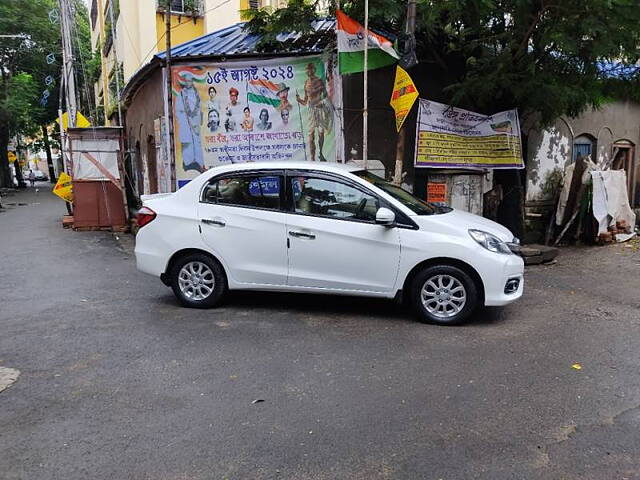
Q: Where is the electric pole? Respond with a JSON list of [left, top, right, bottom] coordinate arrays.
[[59, 0, 78, 129], [165, 0, 176, 191], [393, 0, 417, 185], [108, 0, 122, 126], [362, 0, 369, 171]]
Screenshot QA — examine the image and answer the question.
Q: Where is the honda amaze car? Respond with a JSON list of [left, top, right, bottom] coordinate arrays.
[[135, 162, 524, 325]]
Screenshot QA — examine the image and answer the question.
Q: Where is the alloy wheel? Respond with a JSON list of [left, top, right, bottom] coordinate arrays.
[[178, 261, 215, 301], [421, 274, 467, 319]]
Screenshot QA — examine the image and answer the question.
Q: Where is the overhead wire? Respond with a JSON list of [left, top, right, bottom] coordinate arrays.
[[68, 0, 99, 125], [139, 0, 233, 65], [67, 0, 117, 226]]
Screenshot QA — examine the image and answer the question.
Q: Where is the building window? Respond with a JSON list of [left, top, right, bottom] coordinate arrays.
[[157, 0, 203, 15], [241, 0, 262, 10], [573, 134, 595, 161]]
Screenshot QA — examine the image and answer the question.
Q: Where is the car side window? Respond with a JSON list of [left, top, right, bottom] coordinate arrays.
[[202, 182, 218, 203], [203, 175, 281, 210], [290, 176, 380, 222]]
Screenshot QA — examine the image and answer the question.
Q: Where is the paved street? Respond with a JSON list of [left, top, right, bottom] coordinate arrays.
[[1, 186, 640, 480]]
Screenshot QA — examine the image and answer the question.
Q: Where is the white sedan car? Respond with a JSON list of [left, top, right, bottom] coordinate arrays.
[[135, 162, 524, 325]]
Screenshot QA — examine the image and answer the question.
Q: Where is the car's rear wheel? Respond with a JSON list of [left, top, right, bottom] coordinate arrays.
[[170, 253, 226, 308], [411, 265, 479, 325]]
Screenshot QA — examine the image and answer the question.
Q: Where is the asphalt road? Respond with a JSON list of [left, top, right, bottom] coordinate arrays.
[[1, 185, 640, 480]]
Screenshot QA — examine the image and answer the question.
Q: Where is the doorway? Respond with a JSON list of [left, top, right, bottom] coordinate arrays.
[[611, 140, 636, 207], [147, 136, 158, 194]]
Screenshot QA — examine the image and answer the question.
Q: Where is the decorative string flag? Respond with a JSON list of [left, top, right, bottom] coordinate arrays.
[[48, 8, 59, 24], [336, 9, 399, 75]]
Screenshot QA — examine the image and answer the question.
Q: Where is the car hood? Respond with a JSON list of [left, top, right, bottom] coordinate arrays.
[[412, 208, 515, 242]]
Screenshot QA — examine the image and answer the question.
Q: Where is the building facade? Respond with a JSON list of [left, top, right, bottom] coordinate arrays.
[[90, 0, 273, 126], [524, 100, 640, 242]]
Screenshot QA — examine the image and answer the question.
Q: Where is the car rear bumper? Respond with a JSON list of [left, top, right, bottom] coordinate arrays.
[[135, 250, 165, 278]]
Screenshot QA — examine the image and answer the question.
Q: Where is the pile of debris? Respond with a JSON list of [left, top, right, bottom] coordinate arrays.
[[547, 155, 637, 246], [598, 220, 634, 244]]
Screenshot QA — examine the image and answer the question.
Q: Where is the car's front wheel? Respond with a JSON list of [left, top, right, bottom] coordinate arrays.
[[411, 265, 479, 325], [170, 253, 226, 308]]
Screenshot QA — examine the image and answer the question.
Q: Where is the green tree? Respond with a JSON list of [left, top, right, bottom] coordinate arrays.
[[0, 0, 57, 187], [243, 0, 640, 122], [0, 0, 93, 188]]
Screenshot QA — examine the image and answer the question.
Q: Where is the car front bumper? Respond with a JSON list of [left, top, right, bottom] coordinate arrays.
[[483, 253, 525, 306]]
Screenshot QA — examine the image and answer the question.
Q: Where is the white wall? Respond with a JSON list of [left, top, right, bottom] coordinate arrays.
[[204, 0, 241, 33], [526, 126, 570, 203]]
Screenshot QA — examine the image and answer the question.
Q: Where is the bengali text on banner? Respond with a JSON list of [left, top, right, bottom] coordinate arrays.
[[414, 99, 524, 169]]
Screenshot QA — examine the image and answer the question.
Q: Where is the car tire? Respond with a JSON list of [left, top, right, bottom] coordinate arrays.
[[169, 253, 227, 309], [410, 265, 479, 325]]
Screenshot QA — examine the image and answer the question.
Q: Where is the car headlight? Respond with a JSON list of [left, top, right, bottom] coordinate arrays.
[[468, 229, 513, 254]]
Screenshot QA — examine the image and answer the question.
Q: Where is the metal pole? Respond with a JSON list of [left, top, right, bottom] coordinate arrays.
[[108, 0, 122, 126], [58, 64, 67, 174], [393, 0, 416, 185], [59, 0, 77, 128], [363, 0, 369, 170], [165, 0, 176, 191], [57, 61, 72, 214]]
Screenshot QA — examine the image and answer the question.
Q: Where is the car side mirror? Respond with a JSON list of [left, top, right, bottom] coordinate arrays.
[[375, 207, 396, 226]]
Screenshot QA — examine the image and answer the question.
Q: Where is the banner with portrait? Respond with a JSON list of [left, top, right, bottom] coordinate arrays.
[[171, 56, 342, 188]]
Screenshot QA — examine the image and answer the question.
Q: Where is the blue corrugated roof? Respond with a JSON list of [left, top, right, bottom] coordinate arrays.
[[597, 61, 640, 79], [156, 19, 336, 59], [123, 19, 338, 104]]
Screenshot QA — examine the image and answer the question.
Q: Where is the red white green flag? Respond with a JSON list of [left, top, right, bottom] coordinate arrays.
[[247, 79, 281, 108], [336, 9, 399, 75]]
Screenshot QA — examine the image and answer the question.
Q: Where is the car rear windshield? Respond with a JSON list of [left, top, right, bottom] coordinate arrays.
[[354, 170, 450, 216]]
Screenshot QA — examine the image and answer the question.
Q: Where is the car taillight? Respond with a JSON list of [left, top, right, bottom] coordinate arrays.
[[137, 206, 156, 228]]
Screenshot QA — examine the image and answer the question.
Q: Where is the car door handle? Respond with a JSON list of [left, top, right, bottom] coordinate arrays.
[[289, 230, 315, 239], [202, 218, 226, 227]]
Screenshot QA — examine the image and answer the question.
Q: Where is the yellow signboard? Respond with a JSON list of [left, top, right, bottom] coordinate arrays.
[[7, 151, 17, 163], [53, 172, 74, 203], [389, 66, 419, 132], [56, 111, 91, 131], [414, 99, 524, 169]]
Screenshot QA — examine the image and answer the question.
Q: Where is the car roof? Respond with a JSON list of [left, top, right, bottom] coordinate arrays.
[[204, 161, 361, 176]]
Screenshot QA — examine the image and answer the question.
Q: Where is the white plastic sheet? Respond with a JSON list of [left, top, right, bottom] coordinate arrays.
[[591, 170, 636, 235], [71, 138, 120, 180]]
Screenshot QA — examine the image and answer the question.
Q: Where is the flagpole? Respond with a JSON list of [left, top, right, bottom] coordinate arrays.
[[363, 0, 369, 171]]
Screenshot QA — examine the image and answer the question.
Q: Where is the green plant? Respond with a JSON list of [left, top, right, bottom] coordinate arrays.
[[183, 0, 201, 15]]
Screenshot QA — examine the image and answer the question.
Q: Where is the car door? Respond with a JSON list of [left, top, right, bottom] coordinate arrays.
[[198, 171, 288, 286], [285, 171, 401, 293]]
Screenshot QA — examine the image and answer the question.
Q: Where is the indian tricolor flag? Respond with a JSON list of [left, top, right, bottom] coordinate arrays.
[[336, 9, 399, 75], [172, 66, 207, 95], [248, 79, 281, 108]]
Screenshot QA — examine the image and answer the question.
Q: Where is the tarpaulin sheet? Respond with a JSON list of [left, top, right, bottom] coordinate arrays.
[[71, 138, 120, 180], [591, 170, 636, 235]]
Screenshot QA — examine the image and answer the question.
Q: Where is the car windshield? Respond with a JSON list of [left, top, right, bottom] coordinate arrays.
[[354, 170, 451, 216]]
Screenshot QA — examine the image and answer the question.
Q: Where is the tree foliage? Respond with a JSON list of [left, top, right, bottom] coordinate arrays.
[[243, 0, 640, 124], [0, 0, 93, 187], [241, 0, 321, 52]]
